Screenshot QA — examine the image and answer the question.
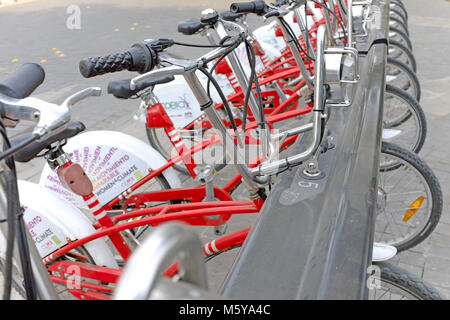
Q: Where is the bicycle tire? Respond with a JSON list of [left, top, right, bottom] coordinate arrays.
[[388, 39, 417, 72], [391, 0, 408, 16], [0, 245, 96, 299], [370, 262, 442, 300], [389, 16, 409, 37], [386, 57, 421, 102], [376, 142, 442, 252], [383, 85, 426, 154], [0, 258, 26, 298], [389, 26, 412, 51], [390, 7, 408, 26]]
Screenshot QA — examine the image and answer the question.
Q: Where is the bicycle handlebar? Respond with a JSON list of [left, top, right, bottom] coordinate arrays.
[[79, 42, 157, 78], [230, 1, 267, 15], [0, 63, 45, 99]]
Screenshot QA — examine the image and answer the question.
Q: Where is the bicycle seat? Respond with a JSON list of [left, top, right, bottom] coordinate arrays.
[[178, 19, 208, 35], [220, 11, 245, 22], [11, 121, 85, 163], [107, 75, 174, 99]]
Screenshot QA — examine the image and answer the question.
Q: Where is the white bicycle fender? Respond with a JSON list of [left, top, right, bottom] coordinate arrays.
[[15, 180, 118, 268], [382, 128, 402, 140], [39, 130, 181, 209], [372, 242, 397, 262]]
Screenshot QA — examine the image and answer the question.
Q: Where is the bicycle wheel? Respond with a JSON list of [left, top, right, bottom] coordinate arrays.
[[391, 0, 408, 18], [375, 142, 442, 252], [382, 85, 426, 154], [389, 26, 412, 51], [390, 7, 408, 26], [386, 57, 421, 102], [388, 39, 417, 72], [0, 245, 97, 300], [0, 258, 26, 298], [368, 262, 442, 300], [389, 16, 409, 37]]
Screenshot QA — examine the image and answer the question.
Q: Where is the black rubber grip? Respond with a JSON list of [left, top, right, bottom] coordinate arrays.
[[178, 19, 207, 35], [79, 52, 133, 78], [79, 42, 156, 78], [220, 11, 245, 22], [230, 1, 266, 15], [0, 63, 45, 99]]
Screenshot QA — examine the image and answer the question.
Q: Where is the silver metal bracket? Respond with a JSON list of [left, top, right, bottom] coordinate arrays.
[[324, 47, 360, 107], [45, 150, 72, 170]]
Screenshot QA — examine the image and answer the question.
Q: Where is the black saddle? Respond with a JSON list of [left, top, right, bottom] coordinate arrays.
[[10, 121, 85, 163]]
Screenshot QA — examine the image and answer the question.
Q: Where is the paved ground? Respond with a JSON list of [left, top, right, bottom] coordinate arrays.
[[0, 0, 449, 299], [384, 0, 450, 299]]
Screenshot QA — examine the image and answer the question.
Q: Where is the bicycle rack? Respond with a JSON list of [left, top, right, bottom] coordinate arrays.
[[0, 0, 393, 300], [111, 0, 391, 300], [219, 0, 390, 299]]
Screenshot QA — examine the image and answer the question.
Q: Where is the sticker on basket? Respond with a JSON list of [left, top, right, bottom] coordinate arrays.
[[41, 145, 149, 208], [23, 206, 68, 258]]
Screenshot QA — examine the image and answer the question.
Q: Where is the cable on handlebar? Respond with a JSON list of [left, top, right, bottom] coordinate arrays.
[[198, 66, 240, 136], [0, 134, 40, 162], [308, 0, 348, 44], [172, 40, 238, 48], [244, 39, 266, 130], [197, 36, 242, 141], [240, 38, 266, 138], [304, 3, 312, 73], [201, 35, 246, 141], [0, 117, 16, 300], [279, 16, 316, 64], [0, 119, 37, 300], [205, 35, 234, 97]]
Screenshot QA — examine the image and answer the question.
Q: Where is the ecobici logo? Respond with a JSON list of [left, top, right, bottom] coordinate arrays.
[[162, 94, 192, 111]]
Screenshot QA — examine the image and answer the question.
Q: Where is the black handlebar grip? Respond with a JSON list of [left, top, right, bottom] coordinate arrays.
[[79, 52, 133, 78], [79, 42, 156, 78], [0, 63, 45, 99], [230, 1, 266, 15], [178, 20, 207, 35]]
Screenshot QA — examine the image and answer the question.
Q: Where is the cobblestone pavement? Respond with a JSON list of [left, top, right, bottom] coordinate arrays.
[[0, 0, 449, 299]]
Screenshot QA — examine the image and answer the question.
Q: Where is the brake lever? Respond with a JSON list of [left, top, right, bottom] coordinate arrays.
[[62, 87, 101, 108], [220, 18, 248, 34], [262, 2, 293, 20], [264, 11, 281, 19]]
